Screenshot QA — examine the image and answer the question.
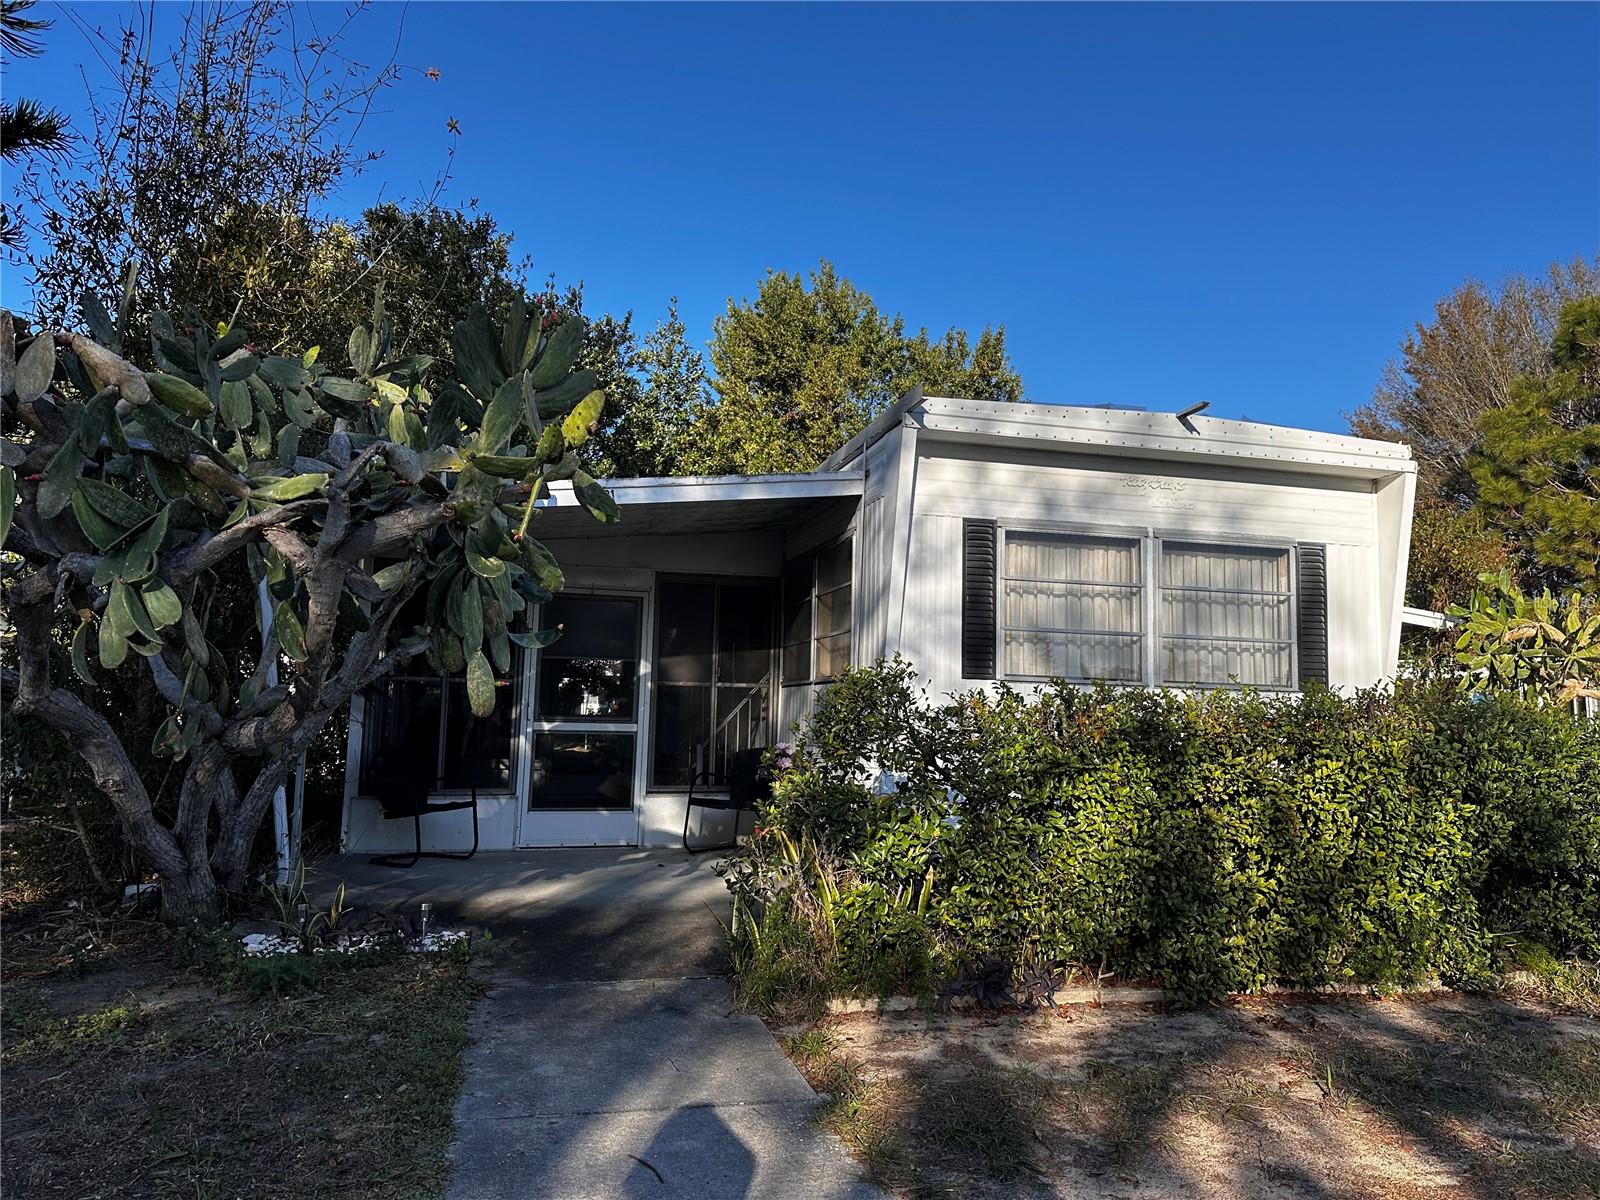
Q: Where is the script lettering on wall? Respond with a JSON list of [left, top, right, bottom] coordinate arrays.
[[1121, 474, 1198, 511]]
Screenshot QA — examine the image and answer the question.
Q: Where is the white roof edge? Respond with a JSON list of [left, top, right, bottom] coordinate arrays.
[[540, 468, 864, 509], [819, 393, 1414, 480], [915, 396, 1415, 477]]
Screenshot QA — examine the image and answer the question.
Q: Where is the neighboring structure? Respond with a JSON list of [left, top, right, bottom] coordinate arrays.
[[342, 392, 1417, 853]]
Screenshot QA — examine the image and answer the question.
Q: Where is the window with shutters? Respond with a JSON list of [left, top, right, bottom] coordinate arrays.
[[989, 528, 1311, 690], [781, 537, 853, 685], [1160, 543, 1295, 688], [1002, 532, 1144, 681]]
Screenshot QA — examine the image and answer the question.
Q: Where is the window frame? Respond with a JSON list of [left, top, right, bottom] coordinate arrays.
[[998, 526, 1147, 685], [1156, 537, 1298, 691], [781, 533, 856, 687], [994, 522, 1301, 692]]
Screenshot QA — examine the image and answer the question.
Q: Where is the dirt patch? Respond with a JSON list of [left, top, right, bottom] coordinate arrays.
[[1, 903, 481, 1200], [781, 993, 1600, 1199]]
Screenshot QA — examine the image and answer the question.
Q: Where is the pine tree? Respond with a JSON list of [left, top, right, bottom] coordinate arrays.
[[1472, 296, 1600, 593]]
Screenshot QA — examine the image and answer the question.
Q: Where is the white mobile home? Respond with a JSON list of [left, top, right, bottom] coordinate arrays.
[[342, 392, 1417, 854]]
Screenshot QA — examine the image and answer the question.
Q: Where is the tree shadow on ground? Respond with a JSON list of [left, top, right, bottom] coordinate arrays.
[[801, 990, 1600, 1200]]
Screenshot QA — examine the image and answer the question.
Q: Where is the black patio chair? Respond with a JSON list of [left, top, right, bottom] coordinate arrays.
[[683, 747, 771, 854], [365, 766, 480, 869]]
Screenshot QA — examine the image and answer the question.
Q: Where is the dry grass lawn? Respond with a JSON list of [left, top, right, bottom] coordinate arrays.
[[781, 983, 1600, 1200], [1, 900, 481, 1200]]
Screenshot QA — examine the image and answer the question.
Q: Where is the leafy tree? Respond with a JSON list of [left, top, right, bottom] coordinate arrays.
[[0, 0, 70, 251], [1449, 571, 1600, 707], [18, 2, 401, 349], [588, 299, 708, 478], [690, 260, 1024, 474], [1350, 258, 1598, 504], [1404, 500, 1514, 612], [1471, 296, 1600, 593], [1, 291, 616, 922], [347, 202, 528, 361]]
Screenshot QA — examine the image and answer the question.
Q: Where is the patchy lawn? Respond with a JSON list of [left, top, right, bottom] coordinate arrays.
[[780, 983, 1600, 1200], [1, 900, 481, 1200]]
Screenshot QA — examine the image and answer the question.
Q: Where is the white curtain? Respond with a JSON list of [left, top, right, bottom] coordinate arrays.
[[1003, 533, 1142, 680], [1161, 545, 1292, 687]]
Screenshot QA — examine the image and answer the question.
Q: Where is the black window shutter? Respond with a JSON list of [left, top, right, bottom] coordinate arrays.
[[1296, 543, 1329, 688], [962, 520, 998, 679]]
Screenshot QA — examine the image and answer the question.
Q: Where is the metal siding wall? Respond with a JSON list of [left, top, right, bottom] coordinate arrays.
[[903, 512, 965, 698], [914, 447, 1377, 545], [859, 496, 887, 663], [1325, 542, 1382, 688], [902, 446, 1392, 691]]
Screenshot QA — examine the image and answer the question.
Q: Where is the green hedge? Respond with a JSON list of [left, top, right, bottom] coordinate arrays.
[[727, 661, 1600, 1005]]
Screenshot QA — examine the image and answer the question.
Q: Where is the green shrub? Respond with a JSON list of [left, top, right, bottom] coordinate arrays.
[[725, 660, 1599, 1006]]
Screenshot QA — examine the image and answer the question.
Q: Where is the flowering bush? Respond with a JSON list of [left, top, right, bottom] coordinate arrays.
[[725, 659, 1600, 1007]]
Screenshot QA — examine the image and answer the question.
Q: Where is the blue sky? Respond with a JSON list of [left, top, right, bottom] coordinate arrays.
[[7, 2, 1597, 433]]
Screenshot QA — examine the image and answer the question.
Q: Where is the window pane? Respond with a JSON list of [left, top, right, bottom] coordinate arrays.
[[1003, 533, 1142, 680], [1005, 629, 1142, 681], [1162, 639, 1293, 688], [1163, 544, 1290, 593], [538, 595, 640, 719], [815, 582, 852, 638], [817, 539, 852, 592], [360, 676, 441, 791], [782, 639, 811, 684], [1161, 544, 1293, 687], [1162, 591, 1290, 642], [652, 685, 712, 788], [1005, 580, 1141, 635], [816, 630, 851, 678], [530, 733, 634, 809], [656, 581, 714, 684], [782, 560, 812, 650], [441, 669, 517, 790], [1007, 533, 1138, 585]]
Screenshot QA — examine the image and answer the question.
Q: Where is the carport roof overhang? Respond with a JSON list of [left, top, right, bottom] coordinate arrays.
[[525, 469, 865, 539]]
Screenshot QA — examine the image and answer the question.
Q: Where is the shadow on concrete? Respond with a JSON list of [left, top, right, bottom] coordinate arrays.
[[311, 848, 880, 1200]]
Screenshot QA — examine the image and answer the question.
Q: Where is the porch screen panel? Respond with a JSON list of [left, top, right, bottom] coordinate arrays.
[[359, 574, 518, 792], [715, 583, 774, 770], [1161, 544, 1293, 687], [652, 581, 775, 789], [441, 664, 518, 789], [359, 675, 442, 792], [1002, 532, 1142, 680], [653, 580, 715, 788]]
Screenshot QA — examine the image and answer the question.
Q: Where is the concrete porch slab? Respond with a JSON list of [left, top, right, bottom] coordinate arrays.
[[313, 848, 733, 982]]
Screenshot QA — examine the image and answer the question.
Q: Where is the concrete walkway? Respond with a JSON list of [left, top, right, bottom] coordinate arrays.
[[328, 850, 884, 1200]]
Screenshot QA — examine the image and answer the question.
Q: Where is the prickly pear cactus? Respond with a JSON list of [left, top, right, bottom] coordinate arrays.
[[2, 286, 613, 764]]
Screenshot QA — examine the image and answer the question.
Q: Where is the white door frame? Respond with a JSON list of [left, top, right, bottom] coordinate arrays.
[[515, 579, 652, 847]]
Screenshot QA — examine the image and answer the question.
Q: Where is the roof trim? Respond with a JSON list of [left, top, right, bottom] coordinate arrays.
[[819, 393, 1414, 481], [536, 468, 864, 511], [817, 385, 923, 472]]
